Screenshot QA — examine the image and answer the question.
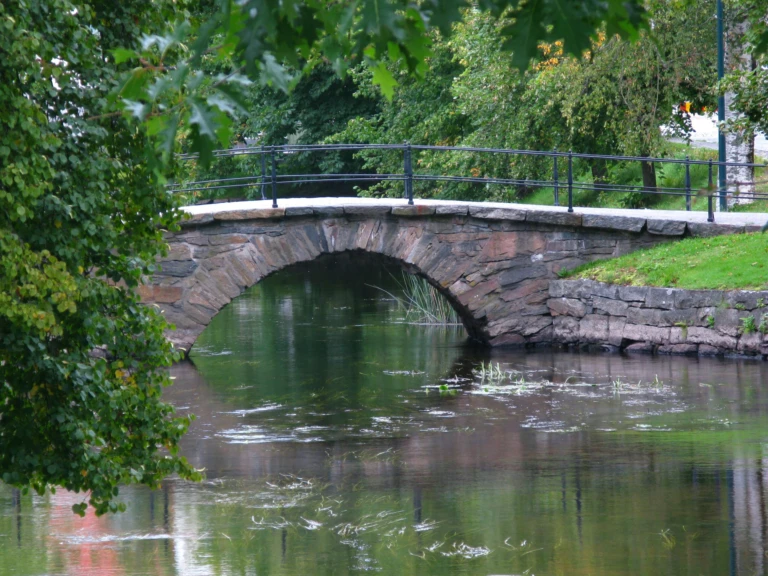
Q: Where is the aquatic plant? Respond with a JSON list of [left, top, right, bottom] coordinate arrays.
[[370, 272, 462, 325], [473, 361, 508, 383], [659, 528, 677, 550]]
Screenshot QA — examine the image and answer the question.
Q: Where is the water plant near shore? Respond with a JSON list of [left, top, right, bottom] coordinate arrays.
[[370, 272, 462, 325]]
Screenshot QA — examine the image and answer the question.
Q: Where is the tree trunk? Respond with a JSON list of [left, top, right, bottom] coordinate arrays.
[[641, 161, 657, 193], [725, 16, 756, 207]]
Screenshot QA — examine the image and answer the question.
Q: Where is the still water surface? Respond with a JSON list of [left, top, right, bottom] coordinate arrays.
[[3, 254, 768, 575]]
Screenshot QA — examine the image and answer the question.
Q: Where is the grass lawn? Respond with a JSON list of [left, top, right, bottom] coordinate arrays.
[[567, 232, 768, 290], [517, 143, 768, 213]]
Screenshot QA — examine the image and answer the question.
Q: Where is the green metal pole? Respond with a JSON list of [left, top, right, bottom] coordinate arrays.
[[717, 0, 727, 211]]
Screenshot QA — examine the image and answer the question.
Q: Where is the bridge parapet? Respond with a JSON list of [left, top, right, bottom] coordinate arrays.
[[143, 199, 764, 353]]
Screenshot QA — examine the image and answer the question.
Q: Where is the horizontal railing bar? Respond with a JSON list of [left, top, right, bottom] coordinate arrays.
[[274, 172, 400, 179], [167, 175, 265, 188], [268, 176, 405, 186], [414, 174, 710, 196], [168, 182, 264, 193], [171, 176, 405, 193], [176, 143, 407, 160], [177, 143, 767, 169], [412, 145, 766, 168], [169, 173, 401, 191], [413, 174, 555, 187]]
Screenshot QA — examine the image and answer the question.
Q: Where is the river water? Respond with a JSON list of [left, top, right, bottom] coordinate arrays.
[[3, 254, 768, 575]]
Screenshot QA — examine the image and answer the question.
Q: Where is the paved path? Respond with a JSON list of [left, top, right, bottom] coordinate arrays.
[[666, 113, 768, 158]]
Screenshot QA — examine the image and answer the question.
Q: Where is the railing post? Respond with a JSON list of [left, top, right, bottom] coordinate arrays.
[[553, 148, 559, 207], [685, 156, 691, 211], [270, 146, 278, 209], [260, 145, 267, 200], [707, 195, 715, 222], [404, 141, 414, 205], [708, 158, 713, 190], [567, 150, 573, 213]]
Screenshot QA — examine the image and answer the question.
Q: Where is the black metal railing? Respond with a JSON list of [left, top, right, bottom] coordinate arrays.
[[169, 143, 768, 223]]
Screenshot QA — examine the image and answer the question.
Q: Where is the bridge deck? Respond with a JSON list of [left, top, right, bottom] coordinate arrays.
[[184, 197, 768, 230]]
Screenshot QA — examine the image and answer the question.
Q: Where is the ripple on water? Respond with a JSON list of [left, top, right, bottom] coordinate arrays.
[[224, 403, 285, 416], [216, 425, 324, 444]]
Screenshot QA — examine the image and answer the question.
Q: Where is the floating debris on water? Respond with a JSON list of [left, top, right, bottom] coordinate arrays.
[[413, 519, 440, 532], [440, 542, 492, 558]]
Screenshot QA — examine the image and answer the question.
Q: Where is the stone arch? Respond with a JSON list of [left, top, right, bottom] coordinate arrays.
[[140, 202, 687, 354]]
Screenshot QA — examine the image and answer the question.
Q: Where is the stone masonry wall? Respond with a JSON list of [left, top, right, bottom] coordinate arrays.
[[549, 279, 768, 358]]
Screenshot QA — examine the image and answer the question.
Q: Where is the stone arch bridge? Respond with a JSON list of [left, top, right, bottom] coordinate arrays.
[[140, 198, 757, 354]]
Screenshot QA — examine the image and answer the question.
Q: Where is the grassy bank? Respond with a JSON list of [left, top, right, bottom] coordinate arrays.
[[567, 232, 768, 290]]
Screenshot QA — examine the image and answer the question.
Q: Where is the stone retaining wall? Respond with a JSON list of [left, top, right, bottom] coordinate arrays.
[[548, 279, 768, 358]]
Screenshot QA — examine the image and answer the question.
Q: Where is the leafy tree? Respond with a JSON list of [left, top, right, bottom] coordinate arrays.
[[244, 64, 382, 196], [450, 0, 717, 200], [327, 33, 475, 199], [326, 1, 717, 204], [1, 0, 201, 515]]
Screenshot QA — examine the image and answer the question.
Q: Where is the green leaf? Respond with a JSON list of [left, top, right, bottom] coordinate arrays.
[[214, 83, 250, 114], [157, 113, 179, 162], [188, 99, 217, 140], [361, 0, 400, 37], [119, 68, 150, 100], [261, 53, 292, 92], [111, 48, 138, 65], [371, 60, 398, 100], [207, 93, 245, 116]]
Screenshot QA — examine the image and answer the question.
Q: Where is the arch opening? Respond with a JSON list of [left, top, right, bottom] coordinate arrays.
[[188, 252, 473, 362], [187, 251, 476, 357]]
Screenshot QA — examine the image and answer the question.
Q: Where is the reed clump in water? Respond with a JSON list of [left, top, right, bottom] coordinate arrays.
[[371, 272, 462, 326]]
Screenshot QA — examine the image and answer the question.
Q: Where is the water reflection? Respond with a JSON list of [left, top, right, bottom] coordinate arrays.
[[3, 254, 768, 575]]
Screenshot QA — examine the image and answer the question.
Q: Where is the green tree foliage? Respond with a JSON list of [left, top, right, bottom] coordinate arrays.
[[246, 65, 381, 196], [0, 0, 201, 515], [118, 0, 651, 165], [317, 1, 717, 203], [720, 0, 768, 137], [327, 35, 475, 198]]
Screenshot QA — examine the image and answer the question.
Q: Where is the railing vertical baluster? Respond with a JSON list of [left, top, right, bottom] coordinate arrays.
[[270, 146, 278, 209], [567, 150, 574, 213], [553, 148, 559, 207], [260, 145, 267, 200], [685, 155, 691, 211], [708, 158, 713, 190], [708, 195, 715, 222], [404, 141, 414, 205]]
